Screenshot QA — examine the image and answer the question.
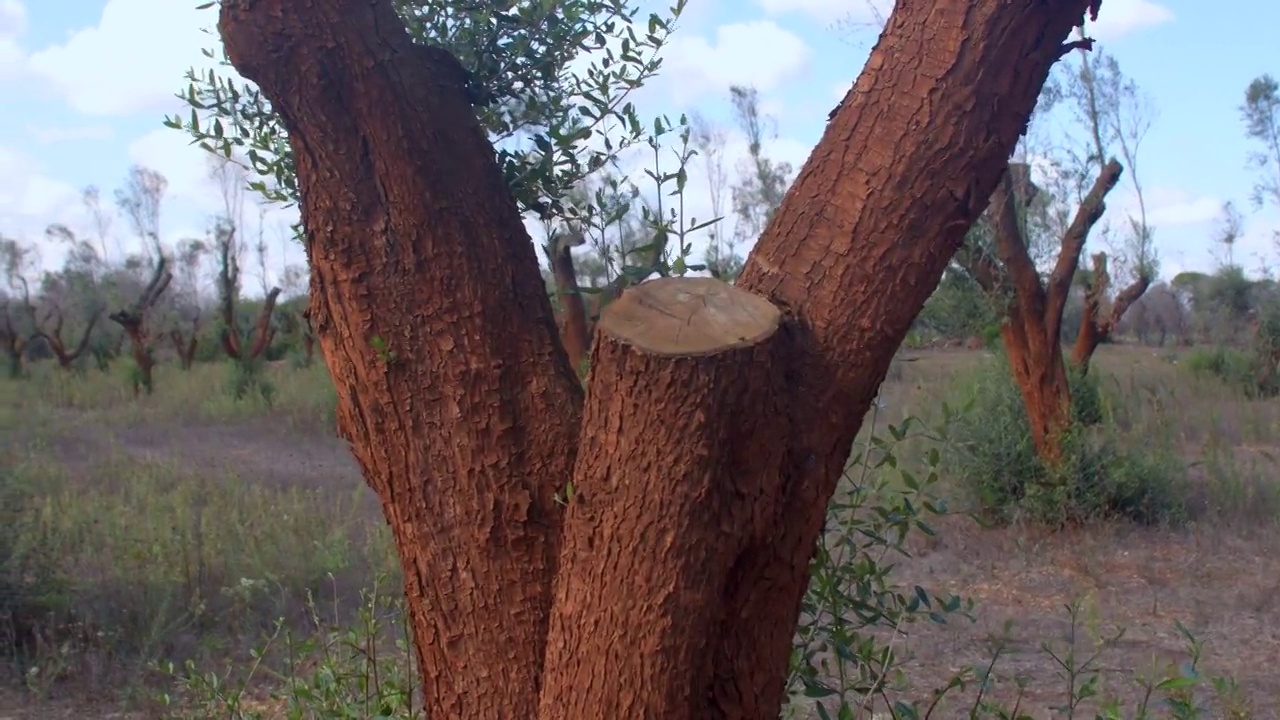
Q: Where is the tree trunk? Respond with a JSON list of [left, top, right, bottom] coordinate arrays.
[[220, 4, 583, 715], [218, 0, 1099, 716], [547, 234, 591, 375], [539, 277, 790, 717], [1001, 304, 1072, 464]]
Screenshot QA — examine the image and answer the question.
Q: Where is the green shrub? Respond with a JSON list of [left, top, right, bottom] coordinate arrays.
[[1182, 346, 1259, 393], [947, 358, 1187, 526]]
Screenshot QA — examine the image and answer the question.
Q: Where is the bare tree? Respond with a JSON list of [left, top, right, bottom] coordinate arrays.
[[114, 165, 169, 263], [210, 156, 281, 363], [689, 112, 737, 279], [1241, 73, 1280, 216], [728, 85, 792, 255]]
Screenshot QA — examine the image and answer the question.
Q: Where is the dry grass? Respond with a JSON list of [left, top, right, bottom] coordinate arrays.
[[2, 344, 1278, 717]]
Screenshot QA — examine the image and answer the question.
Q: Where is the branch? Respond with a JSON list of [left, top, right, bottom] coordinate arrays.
[[990, 167, 1047, 318], [1044, 158, 1123, 336]]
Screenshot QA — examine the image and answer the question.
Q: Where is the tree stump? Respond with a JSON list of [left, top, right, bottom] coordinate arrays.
[[540, 276, 792, 718]]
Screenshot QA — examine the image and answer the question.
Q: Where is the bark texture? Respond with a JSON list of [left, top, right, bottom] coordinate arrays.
[[33, 305, 101, 370], [219, 2, 583, 716], [109, 257, 171, 395], [540, 277, 788, 718], [218, 0, 1100, 716], [725, 6, 1102, 699]]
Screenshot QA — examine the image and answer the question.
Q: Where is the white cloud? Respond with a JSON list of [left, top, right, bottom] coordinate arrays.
[[26, 0, 222, 117], [664, 22, 812, 103], [0, 144, 81, 244], [1082, 0, 1173, 41], [27, 124, 114, 144]]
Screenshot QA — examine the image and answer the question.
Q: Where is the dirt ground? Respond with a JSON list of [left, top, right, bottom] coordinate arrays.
[[6, 351, 1280, 717]]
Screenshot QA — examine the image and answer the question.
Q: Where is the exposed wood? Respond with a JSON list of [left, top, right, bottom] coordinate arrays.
[[725, 4, 1101, 705], [34, 304, 102, 370], [540, 277, 789, 718], [109, 257, 172, 395]]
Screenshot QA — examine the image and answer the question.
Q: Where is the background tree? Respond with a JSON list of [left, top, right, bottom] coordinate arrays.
[[31, 225, 105, 370], [728, 85, 792, 269], [1241, 73, 1279, 219], [689, 112, 737, 279], [210, 157, 280, 367], [168, 237, 209, 370], [0, 237, 36, 377], [213, 0, 1100, 715], [955, 45, 1155, 464], [108, 166, 173, 394]]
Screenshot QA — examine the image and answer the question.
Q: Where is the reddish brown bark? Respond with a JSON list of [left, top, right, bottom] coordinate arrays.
[[546, 227, 666, 376], [547, 231, 592, 374], [34, 304, 102, 370], [222, 287, 282, 361], [540, 277, 789, 717], [1, 302, 30, 377], [109, 258, 172, 395], [219, 0, 1100, 716], [961, 160, 1123, 463], [1071, 251, 1151, 371]]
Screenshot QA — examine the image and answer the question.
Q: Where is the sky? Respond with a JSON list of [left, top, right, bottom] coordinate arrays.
[[0, 0, 1277, 290]]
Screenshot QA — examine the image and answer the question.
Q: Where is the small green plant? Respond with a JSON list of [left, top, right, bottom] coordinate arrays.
[[787, 398, 974, 718], [227, 356, 276, 405], [947, 358, 1187, 526]]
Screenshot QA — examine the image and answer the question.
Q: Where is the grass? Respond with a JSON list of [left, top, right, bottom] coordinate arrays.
[[2, 344, 1279, 717]]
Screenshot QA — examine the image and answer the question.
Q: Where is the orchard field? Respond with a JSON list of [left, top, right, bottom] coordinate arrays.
[[3, 343, 1278, 717]]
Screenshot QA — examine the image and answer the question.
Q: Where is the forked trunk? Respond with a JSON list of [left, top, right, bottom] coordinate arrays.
[[540, 277, 792, 716], [219, 0, 1101, 716]]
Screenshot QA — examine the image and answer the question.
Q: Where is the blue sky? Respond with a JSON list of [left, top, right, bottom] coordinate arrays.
[[0, 0, 1277, 286]]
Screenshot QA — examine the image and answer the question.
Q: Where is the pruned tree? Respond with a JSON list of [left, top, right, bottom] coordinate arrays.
[[109, 256, 171, 395], [208, 0, 1100, 715], [0, 237, 36, 377], [955, 44, 1155, 463], [728, 85, 792, 261], [210, 157, 281, 363], [108, 166, 176, 391]]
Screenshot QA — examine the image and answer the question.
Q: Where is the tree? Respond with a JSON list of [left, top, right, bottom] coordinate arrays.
[[107, 165, 175, 392], [31, 226, 105, 370], [1241, 73, 1280, 215], [214, 0, 1101, 716], [209, 157, 280, 365], [1067, 50, 1157, 368], [168, 237, 208, 370], [0, 237, 36, 377], [955, 45, 1155, 463], [689, 112, 737, 279], [728, 85, 792, 267]]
